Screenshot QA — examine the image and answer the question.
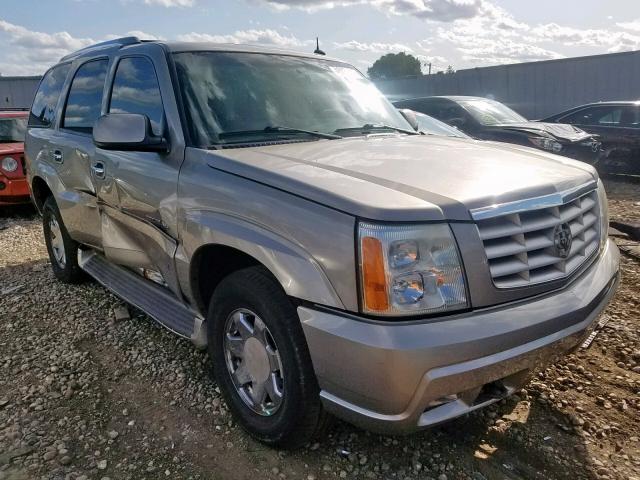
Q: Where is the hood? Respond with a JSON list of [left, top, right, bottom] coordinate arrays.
[[205, 135, 597, 222], [490, 122, 594, 143], [0, 142, 24, 154]]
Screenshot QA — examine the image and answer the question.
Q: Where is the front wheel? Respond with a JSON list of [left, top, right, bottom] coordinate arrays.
[[42, 196, 84, 283], [207, 266, 331, 448]]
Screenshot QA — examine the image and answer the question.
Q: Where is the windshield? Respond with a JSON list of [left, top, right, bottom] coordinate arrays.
[[173, 52, 411, 146], [0, 117, 27, 142], [458, 99, 526, 126], [414, 111, 469, 138]]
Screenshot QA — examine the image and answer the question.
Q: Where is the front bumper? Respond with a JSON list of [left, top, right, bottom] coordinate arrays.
[[299, 239, 619, 434], [0, 174, 30, 205]]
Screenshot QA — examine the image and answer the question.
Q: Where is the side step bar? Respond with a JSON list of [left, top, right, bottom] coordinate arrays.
[[78, 250, 207, 347]]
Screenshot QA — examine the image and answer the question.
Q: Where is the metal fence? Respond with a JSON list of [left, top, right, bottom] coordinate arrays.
[[375, 50, 640, 119], [0, 76, 41, 110]]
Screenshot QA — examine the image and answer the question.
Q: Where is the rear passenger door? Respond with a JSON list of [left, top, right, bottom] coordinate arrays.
[[51, 59, 109, 248], [93, 45, 186, 295]]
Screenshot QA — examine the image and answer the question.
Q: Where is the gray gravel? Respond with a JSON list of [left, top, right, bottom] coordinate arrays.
[[0, 178, 639, 480]]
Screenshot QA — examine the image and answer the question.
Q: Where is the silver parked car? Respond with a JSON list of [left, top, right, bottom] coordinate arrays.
[[26, 37, 619, 448]]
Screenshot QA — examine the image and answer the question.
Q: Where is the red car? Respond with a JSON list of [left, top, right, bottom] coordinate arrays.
[[0, 110, 29, 205]]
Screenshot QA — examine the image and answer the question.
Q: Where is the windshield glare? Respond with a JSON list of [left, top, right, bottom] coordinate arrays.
[[0, 117, 27, 142], [173, 52, 411, 145], [459, 99, 526, 126]]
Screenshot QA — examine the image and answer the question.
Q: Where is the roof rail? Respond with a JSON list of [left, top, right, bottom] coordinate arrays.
[[60, 36, 141, 62]]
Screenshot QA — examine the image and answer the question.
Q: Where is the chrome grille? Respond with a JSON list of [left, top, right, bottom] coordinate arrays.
[[473, 187, 600, 288]]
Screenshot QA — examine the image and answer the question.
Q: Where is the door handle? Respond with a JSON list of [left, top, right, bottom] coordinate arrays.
[[91, 162, 106, 179], [52, 150, 63, 164]]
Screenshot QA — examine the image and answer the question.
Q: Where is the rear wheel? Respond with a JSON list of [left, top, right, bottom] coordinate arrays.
[[207, 266, 331, 448], [42, 196, 84, 283]]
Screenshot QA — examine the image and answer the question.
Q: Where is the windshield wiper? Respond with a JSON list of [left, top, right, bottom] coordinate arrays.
[[217, 126, 342, 142], [334, 123, 419, 136], [264, 126, 342, 140]]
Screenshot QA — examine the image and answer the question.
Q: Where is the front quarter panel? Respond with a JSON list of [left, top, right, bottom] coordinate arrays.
[[177, 147, 358, 312]]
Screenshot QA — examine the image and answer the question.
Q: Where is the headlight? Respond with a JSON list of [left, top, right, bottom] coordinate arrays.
[[358, 222, 468, 316], [1, 156, 18, 172], [528, 136, 562, 153], [597, 179, 609, 250]]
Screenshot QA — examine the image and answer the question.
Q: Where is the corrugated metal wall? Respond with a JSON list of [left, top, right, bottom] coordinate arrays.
[[0, 76, 41, 109], [375, 50, 640, 119]]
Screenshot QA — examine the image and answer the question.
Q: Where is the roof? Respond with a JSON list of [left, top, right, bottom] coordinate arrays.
[[164, 41, 346, 63], [395, 95, 490, 103], [60, 36, 347, 65], [571, 100, 640, 107]]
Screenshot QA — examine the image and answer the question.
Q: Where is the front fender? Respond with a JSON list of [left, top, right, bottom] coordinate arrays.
[[177, 210, 346, 310]]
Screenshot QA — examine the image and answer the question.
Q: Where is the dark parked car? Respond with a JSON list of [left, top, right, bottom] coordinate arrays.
[[394, 96, 601, 164], [543, 101, 640, 174]]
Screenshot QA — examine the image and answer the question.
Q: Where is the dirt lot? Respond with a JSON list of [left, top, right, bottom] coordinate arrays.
[[1, 177, 639, 480]]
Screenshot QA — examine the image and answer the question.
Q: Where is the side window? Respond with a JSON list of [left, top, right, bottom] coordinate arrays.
[[109, 57, 164, 136], [596, 107, 622, 126], [561, 106, 621, 127], [29, 63, 71, 128], [620, 106, 640, 128], [62, 59, 108, 133], [418, 100, 446, 118], [561, 107, 597, 125]]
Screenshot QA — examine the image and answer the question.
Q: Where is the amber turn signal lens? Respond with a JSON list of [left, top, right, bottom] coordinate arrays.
[[361, 236, 389, 311]]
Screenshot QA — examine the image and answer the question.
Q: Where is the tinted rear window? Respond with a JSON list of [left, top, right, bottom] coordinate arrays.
[[109, 57, 164, 136], [62, 59, 109, 133], [29, 63, 71, 128]]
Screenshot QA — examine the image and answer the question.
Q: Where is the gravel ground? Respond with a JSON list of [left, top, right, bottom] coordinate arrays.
[[0, 178, 639, 480]]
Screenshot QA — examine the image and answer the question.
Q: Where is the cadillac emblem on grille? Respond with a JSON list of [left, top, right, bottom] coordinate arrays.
[[553, 223, 573, 259]]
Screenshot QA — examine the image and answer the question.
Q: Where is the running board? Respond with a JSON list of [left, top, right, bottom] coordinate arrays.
[[78, 249, 206, 346]]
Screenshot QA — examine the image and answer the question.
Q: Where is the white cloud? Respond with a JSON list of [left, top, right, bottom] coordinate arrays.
[[143, 0, 194, 6], [176, 28, 310, 48], [257, 0, 486, 22], [617, 19, 640, 32], [333, 40, 413, 53], [255, 0, 363, 12], [0, 19, 93, 51], [104, 30, 165, 41], [0, 19, 95, 75]]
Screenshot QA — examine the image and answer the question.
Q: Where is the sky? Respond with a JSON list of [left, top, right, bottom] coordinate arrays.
[[2, 0, 640, 76]]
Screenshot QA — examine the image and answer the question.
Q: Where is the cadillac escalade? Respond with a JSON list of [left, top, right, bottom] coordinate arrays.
[[26, 37, 619, 448]]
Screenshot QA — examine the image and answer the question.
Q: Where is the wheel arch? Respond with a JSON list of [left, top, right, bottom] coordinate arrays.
[[31, 175, 53, 213], [181, 213, 345, 315]]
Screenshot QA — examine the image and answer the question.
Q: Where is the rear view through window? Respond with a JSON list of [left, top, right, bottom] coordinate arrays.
[[62, 59, 108, 133], [29, 64, 71, 128], [109, 57, 164, 136]]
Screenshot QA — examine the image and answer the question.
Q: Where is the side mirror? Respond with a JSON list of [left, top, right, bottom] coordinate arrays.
[[398, 109, 419, 131], [93, 113, 168, 152]]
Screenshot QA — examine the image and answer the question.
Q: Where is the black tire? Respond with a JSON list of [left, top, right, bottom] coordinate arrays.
[[207, 266, 331, 448], [42, 196, 85, 283]]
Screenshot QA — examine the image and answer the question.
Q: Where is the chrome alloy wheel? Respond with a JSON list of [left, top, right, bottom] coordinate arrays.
[[223, 308, 284, 416], [49, 217, 66, 268]]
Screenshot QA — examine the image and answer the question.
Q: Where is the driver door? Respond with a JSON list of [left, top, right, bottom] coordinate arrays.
[[92, 45, 185, 296]]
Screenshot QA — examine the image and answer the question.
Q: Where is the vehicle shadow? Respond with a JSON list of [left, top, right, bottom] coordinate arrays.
[[317, 389, 602, 480], [0, 203, 37, 225]]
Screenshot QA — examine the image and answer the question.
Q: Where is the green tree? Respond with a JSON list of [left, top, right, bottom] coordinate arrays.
[[367, 52, 422, 80], [445, 65, 455, 74]]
